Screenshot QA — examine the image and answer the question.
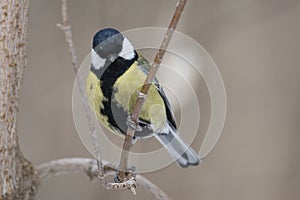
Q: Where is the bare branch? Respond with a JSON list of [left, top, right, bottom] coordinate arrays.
[[118, 0, 188, 179], [57, 0, 104, 180], [36, 158, 172, 200], [136, 175, 173, 200], [37, 158, 115, 181], [56, 0, 78, 72]]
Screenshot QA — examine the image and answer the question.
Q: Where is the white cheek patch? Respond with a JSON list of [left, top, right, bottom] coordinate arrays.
[[119, 38, 135, 60], [91, 49, 106, 69]]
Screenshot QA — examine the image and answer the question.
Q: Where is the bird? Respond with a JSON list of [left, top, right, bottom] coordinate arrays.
[[86, 28, 199, 167]]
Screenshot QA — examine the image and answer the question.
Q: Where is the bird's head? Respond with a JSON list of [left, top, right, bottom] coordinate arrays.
[[92, 28, 135, 63]]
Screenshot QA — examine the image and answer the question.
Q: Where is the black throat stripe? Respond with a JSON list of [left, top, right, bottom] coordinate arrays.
[[91, 51, 138, 134]]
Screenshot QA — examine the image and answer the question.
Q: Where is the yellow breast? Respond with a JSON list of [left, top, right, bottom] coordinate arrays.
[[113, 61, 167, 131], [86, 61, 167, 134], [86, 71, 111, 130]]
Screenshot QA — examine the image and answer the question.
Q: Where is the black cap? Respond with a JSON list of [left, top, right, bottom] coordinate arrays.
[[92, 28, 124, 58]]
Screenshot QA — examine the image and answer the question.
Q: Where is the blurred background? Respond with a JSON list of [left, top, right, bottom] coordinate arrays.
[[18, 0, 300, 199]]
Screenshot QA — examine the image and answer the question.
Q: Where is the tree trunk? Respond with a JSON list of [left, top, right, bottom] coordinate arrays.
[[0, 0, 39, 199]]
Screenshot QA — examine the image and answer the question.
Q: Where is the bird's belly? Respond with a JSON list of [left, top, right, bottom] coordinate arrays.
[[112, 64, 166, 133]]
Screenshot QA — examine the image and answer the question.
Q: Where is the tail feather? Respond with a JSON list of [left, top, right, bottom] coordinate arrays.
[[155, 126, 200, 167]]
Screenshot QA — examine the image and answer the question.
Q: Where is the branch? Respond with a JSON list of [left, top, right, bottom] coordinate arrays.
[[37, 158, 115, 181], [57, 0, 105, 180], [36, 158, 173, 200], [118, 0, 188, 179], [57, 0, 78, 72]]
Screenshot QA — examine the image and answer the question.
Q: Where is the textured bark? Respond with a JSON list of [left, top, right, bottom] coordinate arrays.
[[0, 0, 39, 199]]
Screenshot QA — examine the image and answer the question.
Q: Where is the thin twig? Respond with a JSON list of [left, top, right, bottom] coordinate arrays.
[[57, 0, 78, 72], [57, 0, 140, 192], [118, 0, 188, 180], [36, 158, 173, 200], [37, 158, 114, 181], [57, 0, 104, 181]]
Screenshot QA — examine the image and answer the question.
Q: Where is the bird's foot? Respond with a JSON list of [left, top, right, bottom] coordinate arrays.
[[114, 166, 136, 183], [126, 116, 142, 132]]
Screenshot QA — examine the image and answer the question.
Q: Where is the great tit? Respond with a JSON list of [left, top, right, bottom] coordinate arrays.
[[86, 28, 199, 167]]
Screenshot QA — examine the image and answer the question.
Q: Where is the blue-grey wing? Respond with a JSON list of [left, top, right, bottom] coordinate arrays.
[[136, 53, 177, 130]]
